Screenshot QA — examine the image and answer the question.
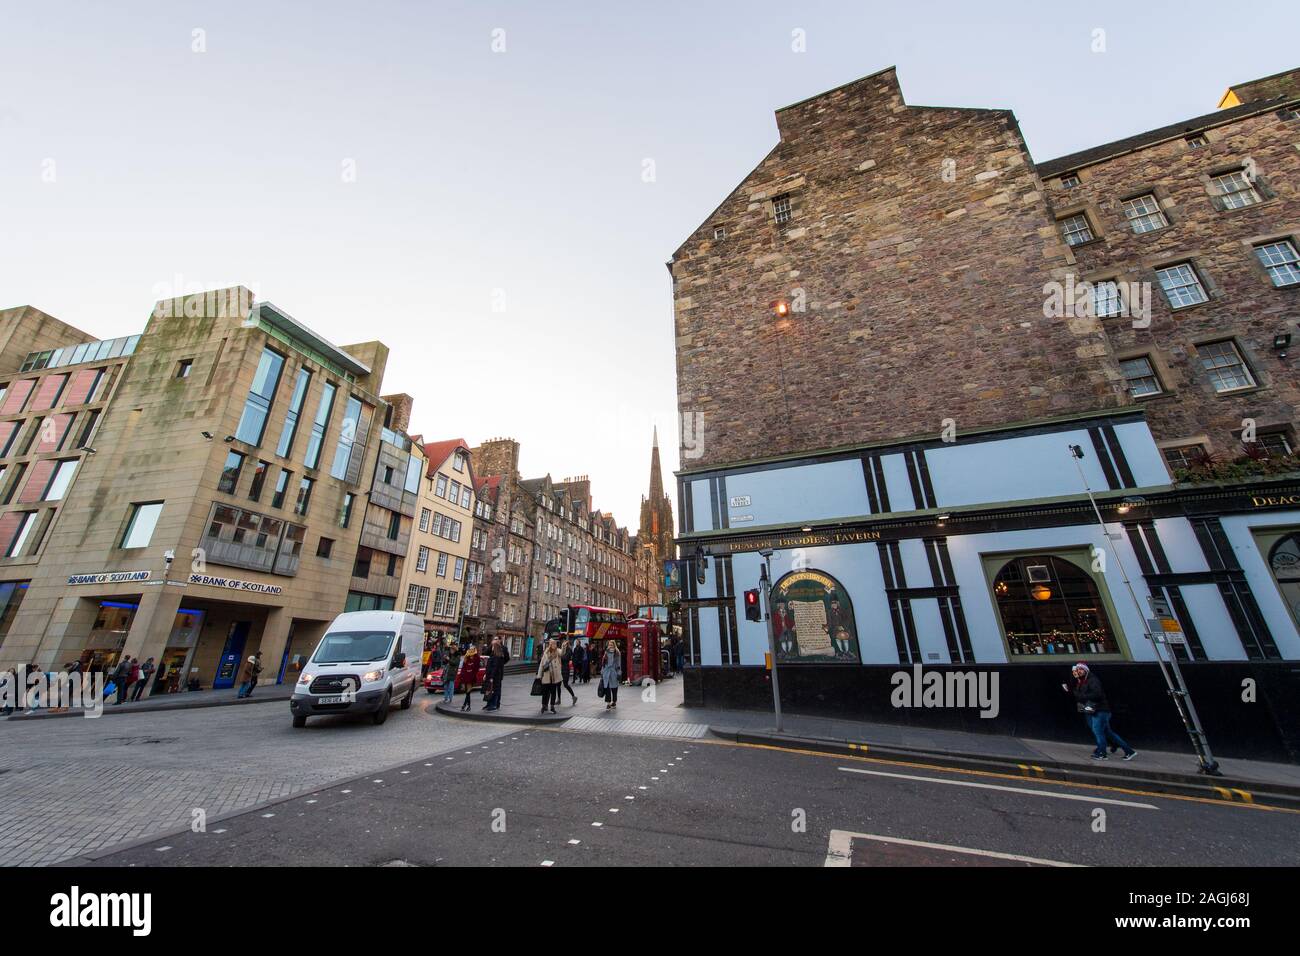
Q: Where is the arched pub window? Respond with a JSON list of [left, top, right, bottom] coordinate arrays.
[[991, 554, 1120, 657], [1267, 533, 1300, 628]]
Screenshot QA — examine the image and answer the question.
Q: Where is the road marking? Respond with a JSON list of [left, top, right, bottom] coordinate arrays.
[[824, 830, 1082, 868], [609, 808, 619, 813], [212, 829, 227, 834], [306, 799, 317, 804], [568, 839, 581, 845], [541, 860, 554, 867], [261, 812, 276, 818], [701, 738, 1300, 815], [591, 822, 602, 827], [837, 766, 1157, 809], [155, 846, 171, 852], [638, 786, 647, 790], [624, 795, 634, 800], [651, 777, 660, 780], [341, 789, 351, 794]]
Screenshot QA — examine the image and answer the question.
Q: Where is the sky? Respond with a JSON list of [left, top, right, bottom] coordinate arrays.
[[2, 0, 1297, 529]]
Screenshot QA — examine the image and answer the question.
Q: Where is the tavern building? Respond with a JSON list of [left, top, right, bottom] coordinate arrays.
[[669, 68, 1300, 758]]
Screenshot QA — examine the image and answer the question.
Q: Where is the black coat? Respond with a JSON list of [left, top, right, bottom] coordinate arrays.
[[1071, 673, 1110, 713]]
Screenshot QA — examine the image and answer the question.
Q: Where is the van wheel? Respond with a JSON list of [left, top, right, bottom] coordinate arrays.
[[292, 715, 307, 728], [400, 682, 415, 710], [372, 691, 391, 725]]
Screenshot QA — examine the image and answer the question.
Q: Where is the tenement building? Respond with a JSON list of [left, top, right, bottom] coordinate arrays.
[[668, 68, 1300, 760], [398, 438, 477, 642], [0, 288, 401, 694], [465, 438, 535, 658]]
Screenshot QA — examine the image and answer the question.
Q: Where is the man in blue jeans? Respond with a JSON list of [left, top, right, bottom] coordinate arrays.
[[1067, 662, 1136, 761], [441, 644, 460, 704]]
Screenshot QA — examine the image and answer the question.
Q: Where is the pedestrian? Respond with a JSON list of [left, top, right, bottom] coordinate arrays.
[[600, 639, 622, 710], [537, 640, 563, 714], [558, 638, 578, 706], [1, 665, 17, 716], [483, 637, 510, 711], [110, 655, 132, 705], [125, 657, 140, 702], [571, 640, 586, 685], [132, 657, 155, 702], [442, 641, 461, 705], [1065, 662, 1136, 761], [459, 644, 483, 711], [237, 651, 264, 699], [674, 636, 685, 674]]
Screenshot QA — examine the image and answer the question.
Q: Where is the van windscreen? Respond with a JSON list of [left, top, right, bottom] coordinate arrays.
[[313, 631, 396, 663]]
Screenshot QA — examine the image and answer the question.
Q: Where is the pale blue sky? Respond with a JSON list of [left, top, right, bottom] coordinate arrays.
[[2, 0, 1296, 527]]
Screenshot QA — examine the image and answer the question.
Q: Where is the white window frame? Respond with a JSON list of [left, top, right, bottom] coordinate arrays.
[[1255, 240, 1300, 288], [1198, 340, 1256, 393], [1156, 262, 1209, 309]]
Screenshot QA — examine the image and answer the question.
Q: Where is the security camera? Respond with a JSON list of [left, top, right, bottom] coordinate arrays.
[[163, 550, 175, 563]]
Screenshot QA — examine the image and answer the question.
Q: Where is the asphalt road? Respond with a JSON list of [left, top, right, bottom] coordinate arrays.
[[81, 722, 1300, 868]]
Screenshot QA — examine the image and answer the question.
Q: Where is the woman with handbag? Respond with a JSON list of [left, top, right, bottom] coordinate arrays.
[[600, 639, 622, 710], [536, 640, 563, 714], [459, 644, 483, 712]]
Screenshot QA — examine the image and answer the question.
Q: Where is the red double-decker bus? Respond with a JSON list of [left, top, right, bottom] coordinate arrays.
[[548, 604, 628, 650]]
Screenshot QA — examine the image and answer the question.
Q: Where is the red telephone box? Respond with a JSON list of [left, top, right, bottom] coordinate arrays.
[[626, 619, 663, 683]]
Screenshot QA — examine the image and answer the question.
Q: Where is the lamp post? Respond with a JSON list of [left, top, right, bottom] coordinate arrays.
[[1068, 444, 1221, 775]]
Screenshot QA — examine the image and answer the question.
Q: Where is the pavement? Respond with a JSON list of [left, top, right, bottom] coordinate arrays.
[[5, 683, 294, 721], [438, 672, 1300, 808], [0, 693, 503, 866]]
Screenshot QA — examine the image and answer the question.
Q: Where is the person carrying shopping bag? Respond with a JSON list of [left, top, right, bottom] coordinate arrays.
[[599, 639, 622, 710]]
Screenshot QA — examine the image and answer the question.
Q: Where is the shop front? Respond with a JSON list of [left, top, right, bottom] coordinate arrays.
[[674, 410, 1300, 761]]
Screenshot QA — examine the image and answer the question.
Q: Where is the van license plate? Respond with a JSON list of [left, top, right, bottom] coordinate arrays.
[[317, 695, 347, 705]]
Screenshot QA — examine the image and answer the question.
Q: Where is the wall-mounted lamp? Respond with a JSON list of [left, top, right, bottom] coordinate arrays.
[[201, 431, 213, 440], [1115, 495, 1147, 515], [773, 300, 790, 318], [223, 435, 236, 443], [1274, 332, 1291, 359], [936, 513, 950, 527]]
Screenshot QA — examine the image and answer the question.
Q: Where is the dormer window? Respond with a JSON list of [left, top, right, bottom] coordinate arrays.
[[1059, 173, 1081, 188]]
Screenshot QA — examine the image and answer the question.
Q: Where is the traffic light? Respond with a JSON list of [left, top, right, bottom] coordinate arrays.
[[744, 588, 762, 622]]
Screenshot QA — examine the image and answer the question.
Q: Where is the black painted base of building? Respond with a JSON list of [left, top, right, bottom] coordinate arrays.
[[684, 662, 1300, 764]]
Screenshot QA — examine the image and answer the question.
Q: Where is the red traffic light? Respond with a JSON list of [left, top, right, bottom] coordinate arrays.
[[744, 588, 762, 622]]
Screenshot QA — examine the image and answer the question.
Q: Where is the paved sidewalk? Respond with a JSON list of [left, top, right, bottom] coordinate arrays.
[[437, 672, 1300, 806], [5, 683, 294, 722]]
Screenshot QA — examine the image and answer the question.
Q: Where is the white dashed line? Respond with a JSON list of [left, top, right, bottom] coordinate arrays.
[[155, 846, 171, 852], [341, 790, 352, 794], [568, 839, 581, 845], [541, 860, 554, 867], [591, 822, 603, 827], [261, 813, 275, 818], [306, 800, 317, 805], [212, 829, 227, 834]]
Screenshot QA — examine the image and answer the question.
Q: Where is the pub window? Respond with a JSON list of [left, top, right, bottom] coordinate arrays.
[[1058, 212, 1095, 246], [1211, 168, 1262, 209], [989, 554, 1121, 658], [1254, 240, 1300, 288], [1161, 444, 1204, 471], [1197, 340, 1255, 393], [1155, 262, 1209, 308], [1253, 431, 1293, 458], [773, 194, 792, 225], [1264, 532, 1300, 631], [1121, 193, 1168, 234], [1119, 356, 1163, 398]]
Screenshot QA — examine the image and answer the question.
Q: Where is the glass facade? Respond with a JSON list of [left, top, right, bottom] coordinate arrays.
[[234, 348, 286, 446]]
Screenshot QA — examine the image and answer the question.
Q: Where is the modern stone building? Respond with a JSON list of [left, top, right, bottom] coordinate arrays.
[[0, 288, 402, 694], [667, 68, 1300, 759]]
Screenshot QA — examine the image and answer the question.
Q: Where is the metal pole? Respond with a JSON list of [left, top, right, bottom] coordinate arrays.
[[759, 551, 783, 733], [1069, 446, 1220, 775]]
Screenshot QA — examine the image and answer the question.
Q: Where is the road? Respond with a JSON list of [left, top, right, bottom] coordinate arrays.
[[14, 705, 1290, 868]]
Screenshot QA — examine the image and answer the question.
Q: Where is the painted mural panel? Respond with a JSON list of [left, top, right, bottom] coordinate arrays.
[[771, 569, 860, 663]]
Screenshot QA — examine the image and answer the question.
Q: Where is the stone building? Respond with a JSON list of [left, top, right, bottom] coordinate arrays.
[[1037, 68, 1300, 468], [667, 68, 1300, 758], [0, 289, 400, 693], [465, 438, 535, 658], [396, 437, 476, 643], [669, 66, 1122, 471]]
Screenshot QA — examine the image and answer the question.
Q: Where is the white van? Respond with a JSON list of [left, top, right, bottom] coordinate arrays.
[[290, 610, 425, 728]]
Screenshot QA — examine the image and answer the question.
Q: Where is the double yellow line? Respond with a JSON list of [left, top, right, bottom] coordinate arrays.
[[699, 737, 1300, 815]]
